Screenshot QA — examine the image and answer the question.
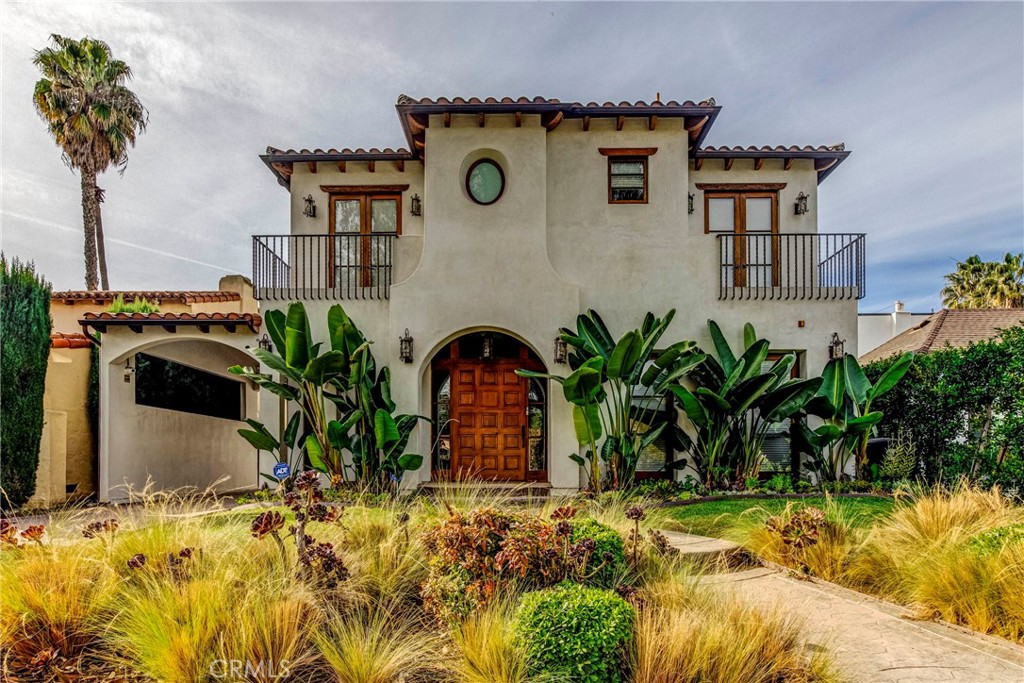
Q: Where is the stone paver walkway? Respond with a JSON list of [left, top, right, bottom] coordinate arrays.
[[700, 565, 1024, 682]]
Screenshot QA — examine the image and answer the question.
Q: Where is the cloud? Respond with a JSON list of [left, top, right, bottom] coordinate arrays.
[[1, 2, 1021, 313]]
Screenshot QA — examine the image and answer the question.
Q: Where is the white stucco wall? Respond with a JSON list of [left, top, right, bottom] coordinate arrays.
[[263, 112, 859, 489], [859, 309, 931, 356], [97, 329, 260, 501]]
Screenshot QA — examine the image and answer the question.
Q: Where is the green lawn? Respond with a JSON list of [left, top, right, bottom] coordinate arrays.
[[665, 495, 894, 538]]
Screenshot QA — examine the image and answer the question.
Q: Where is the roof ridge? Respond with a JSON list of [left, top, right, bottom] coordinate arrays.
[[917, 309, 949, 353]]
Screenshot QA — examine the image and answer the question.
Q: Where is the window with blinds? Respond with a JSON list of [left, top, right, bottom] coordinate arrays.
[[608, 157, 647, 203]]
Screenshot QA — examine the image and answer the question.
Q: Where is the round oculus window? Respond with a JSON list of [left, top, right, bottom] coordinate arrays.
[[466, 159, 505, 205]]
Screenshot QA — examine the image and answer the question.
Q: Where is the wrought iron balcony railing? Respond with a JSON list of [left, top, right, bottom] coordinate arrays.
[[716, 232, 865, 301], [252, 233, 397, 301]]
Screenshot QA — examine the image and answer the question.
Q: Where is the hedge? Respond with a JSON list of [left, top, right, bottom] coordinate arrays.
[[0, 257, 52, 508]]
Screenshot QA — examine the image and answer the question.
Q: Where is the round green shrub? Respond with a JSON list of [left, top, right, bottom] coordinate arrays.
[[571, 517, 626, 588], [514, 583, 635, 683]]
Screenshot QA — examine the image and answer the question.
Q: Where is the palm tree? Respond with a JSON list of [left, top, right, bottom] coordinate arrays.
[[942, 253, 1024, 309], [32, 35, 147, 290]]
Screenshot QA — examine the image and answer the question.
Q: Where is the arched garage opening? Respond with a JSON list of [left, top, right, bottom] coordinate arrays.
[[101, 336, 258, 500]]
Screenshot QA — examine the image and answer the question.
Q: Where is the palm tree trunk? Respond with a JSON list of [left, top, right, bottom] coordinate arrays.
[[80, 166, 99, 290], [94, 184, 109, 290]]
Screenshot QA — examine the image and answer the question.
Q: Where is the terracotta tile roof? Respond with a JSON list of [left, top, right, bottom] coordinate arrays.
[[50, 332, 94, 349], [860, 309, 1024, 364], [264, 146, 413, 158], [80, 312, 262, 334], [396, 95, 718, 108], [261, 94, 721, 188], [53, 290, 240, 305], [695, 144, 850, 183]]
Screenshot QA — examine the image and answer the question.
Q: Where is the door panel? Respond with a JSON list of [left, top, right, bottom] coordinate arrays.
[[451, 361, 527, 480]]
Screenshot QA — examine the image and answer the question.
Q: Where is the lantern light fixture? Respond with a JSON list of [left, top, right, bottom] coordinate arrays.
[[399, 329, 414, 364], [687, 192, 695, 215], [302, 194, 317, 218], [553, 337, 568, 364], [123, 358, 135, 383], [257, 333, 273, 354], [828, 332, 846, 361], [410, 193, 422, 216], [794, 191, 809, 216]]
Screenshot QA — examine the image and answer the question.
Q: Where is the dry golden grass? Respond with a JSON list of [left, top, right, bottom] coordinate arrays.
[[314, 604, 441, 683], [631, 566, 842, 683], [449, 599, 536, 683]]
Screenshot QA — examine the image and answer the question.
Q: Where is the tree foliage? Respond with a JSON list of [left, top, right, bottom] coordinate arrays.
[[865, 326, 1024, 491], [941, 253, 1024, 309], [1, 257, 53, 508], [32, 34, 147, 290]]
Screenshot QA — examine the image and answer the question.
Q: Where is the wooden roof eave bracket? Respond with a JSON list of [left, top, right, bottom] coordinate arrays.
[[685, 115, 710, 140], [753, 158, 764, 171], [723, 158, 734, 171], [542, 111, 564, 131], [783, 158, 794, 171]]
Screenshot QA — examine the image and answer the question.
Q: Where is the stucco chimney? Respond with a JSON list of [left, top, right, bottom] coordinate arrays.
[[219, 275, 256, 313], [894, 300, 905, 313]]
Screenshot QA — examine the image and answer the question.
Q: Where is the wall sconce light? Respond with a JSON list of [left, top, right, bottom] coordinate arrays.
[[553, 337, 568, 364], [257, 333, 273, 354], [828, 332, 846, 361], [302, 194, 317, 218], [399, 329, 414, 363], [794, 192, 809, 216], [123, 358, 135, 383], [481, 334, 495, 361], [687, 192, 695, 215], [410, 193, 422, 216]]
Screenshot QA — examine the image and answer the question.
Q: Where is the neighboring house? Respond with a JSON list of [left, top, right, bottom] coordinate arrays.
[[859, 308, 1024, 365], [252, 94, 865, 491], [858, 301, 932, 357], [37, 276, 263, 503]]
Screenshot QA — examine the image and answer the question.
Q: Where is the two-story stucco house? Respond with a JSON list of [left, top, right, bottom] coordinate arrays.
[[254, 94, 862, 491]]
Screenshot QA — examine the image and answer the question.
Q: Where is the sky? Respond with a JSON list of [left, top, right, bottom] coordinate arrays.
[[1, 2, 1021, 313]]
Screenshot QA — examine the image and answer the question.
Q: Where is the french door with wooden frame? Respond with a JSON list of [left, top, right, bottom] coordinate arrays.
[[705, 190, 779, 288], [328, 191, 402, 289]]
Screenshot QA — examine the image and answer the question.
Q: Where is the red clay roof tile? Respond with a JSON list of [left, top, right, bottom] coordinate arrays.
[[50, 332, 94, 349], [52, 290, 241, 305]]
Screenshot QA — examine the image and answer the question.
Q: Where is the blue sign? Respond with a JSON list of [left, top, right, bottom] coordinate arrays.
[[272, 462, 291, 480]]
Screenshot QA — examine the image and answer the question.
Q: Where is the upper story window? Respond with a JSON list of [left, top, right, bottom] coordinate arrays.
[[600, 148, 657, 204], [325, 186, 406, 236], [698, 183, 785, 234], [466, 159, 505, 205]]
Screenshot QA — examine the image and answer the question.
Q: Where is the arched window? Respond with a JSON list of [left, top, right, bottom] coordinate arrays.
[[432, 372, 451, 471], [527, 378, 546, 477]]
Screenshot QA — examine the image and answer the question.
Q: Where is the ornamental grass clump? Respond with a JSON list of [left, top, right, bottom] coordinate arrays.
[[449, 599, 534, 683], [514, 583, 635, 683], [845, 484, 1024, 641]]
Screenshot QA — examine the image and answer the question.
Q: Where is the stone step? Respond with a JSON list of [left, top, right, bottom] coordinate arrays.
[[659, 529, 752, 568], [417, 481, 552, 500]]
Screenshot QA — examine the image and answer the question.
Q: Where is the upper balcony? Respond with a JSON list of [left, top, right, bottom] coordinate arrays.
[[252, 231, 866, 303], [253, 233, 398, 301], [716, 232, 865, 301]]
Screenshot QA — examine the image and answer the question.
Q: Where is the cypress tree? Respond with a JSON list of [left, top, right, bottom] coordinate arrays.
[[1, 255, 53, 507]]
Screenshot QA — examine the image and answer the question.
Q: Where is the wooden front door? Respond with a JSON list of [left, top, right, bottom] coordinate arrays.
[[451, 361, 527, 480]]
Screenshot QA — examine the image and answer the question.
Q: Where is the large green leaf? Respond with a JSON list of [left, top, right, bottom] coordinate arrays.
[[228, 366, 300, 401], [572, 403, 602, 444], [742, 322, 757, 350], [305, 433, 326, 472], [263, 308, 287, 358], [577, 313, 613, 360], [374, 409, 400, 447], [669, 385, 709, 428], [607, 329, 644, 380], [248, 347, 301, 383], [761, 378, 823, 422], [846, 411, 884, 434], [728, 374, 776, 414], [326, 419, 351, 453], [817, 359, 846, 412], [237, 419, 278, 452], [843, 354, 871, 406], [735, 339, 770, 382], [708, 320, 737, 375], [302, 350, 348, 385], [282, 411, 301, 449], [284, 302, 310, 370], [866, 352, 915, 402], [561, 357, 604, 405], [396, 453, 423, 472]]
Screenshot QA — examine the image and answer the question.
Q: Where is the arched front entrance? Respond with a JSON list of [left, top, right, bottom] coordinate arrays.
[[430, 332, 547, 482]]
